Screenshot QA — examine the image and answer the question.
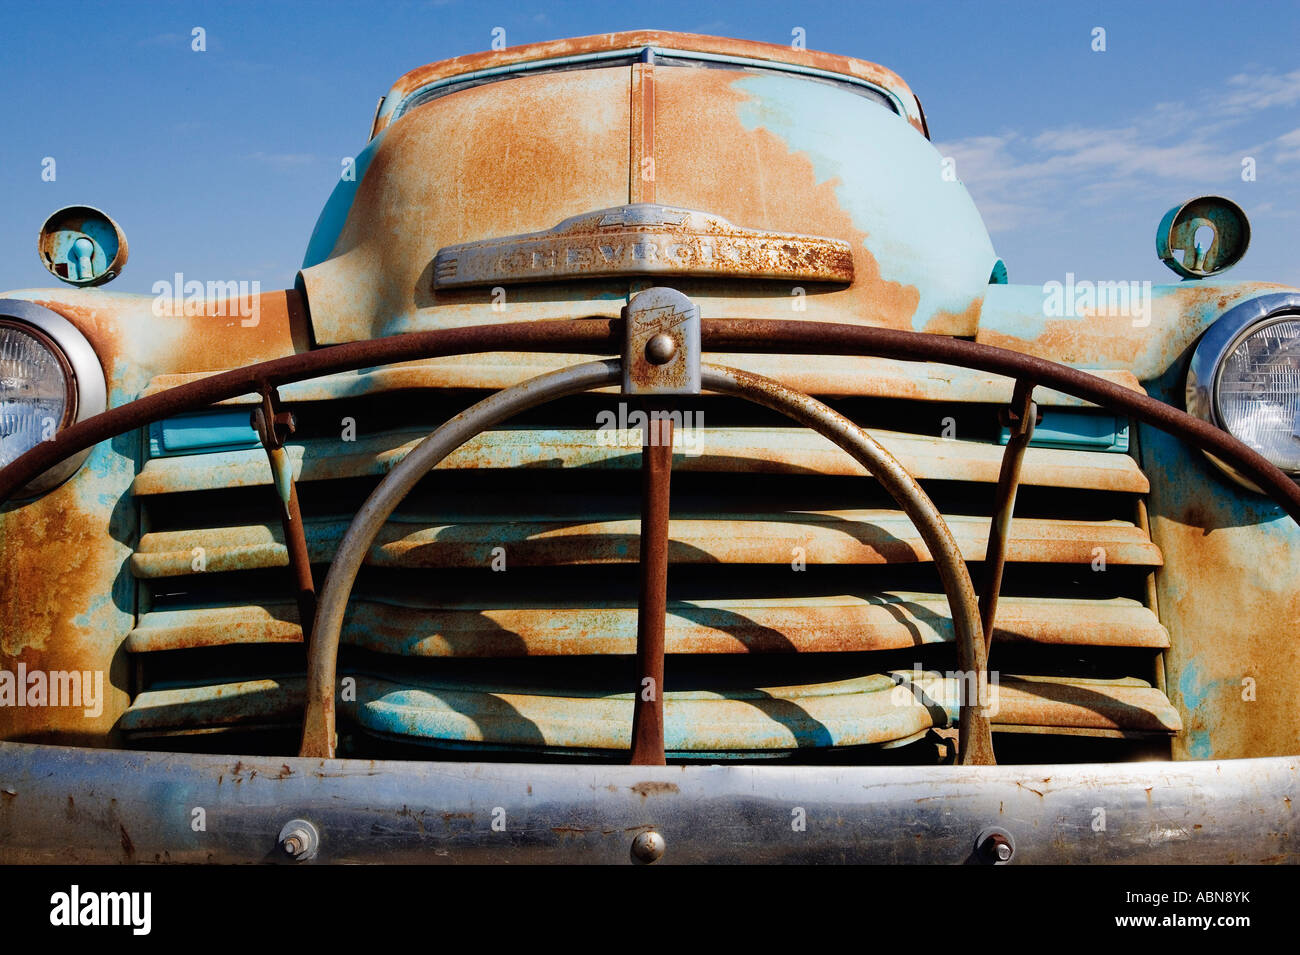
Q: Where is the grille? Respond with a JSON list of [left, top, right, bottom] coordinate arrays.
[[121, 353, 1180, 764]]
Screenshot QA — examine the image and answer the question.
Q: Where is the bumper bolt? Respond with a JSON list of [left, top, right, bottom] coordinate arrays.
[[630, 829, 666, 864], [975, 826, 1015, 864], [277, 818, 319, 862]]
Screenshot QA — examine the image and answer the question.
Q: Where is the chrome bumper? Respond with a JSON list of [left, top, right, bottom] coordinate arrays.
[[0, 742, 1294, 863]]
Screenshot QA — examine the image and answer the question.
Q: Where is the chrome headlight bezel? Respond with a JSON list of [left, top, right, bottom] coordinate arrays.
[[0, 299, 107, 498], [1186, 292, 1300, 491]]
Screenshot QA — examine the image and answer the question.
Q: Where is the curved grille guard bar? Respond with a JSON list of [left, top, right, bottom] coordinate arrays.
[[2, 317, 1298, 762], [294, 358, 997, 764]]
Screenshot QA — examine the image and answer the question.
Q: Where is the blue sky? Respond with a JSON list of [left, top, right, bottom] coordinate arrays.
[[1, 0, 1297, 295]]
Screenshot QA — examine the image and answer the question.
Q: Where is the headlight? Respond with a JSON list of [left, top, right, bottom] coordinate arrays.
[[1187, 293, 1300, 490], [0, 324, 72, 466], [0, 300, 106, 498]]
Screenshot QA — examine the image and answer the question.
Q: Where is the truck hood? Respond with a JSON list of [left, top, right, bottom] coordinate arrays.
[[299, 32, 999, 345]]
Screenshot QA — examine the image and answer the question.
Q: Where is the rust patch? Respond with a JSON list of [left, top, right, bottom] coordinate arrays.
[[304, 67, 631, 344], [0, 479, 131, 739], [396, 805, 428, 834], [1, 287, 308, 746], [921, 297, 983, 336], [630, 781, 680, 798], [652, 68, 922, 330], [1153, 493, 1300, 759], [978, 317, 1145, 369], [35, 288, 305, 384], [630, 61, 655, 204], [434, 204, 855, 288]]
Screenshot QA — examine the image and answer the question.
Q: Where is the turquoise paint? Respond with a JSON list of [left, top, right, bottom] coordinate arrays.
[[150, 409, 258, 457], [1177, 661, 1212, 712], [652, 47, 906, 113], [301, 128, 388, 270], [1141, 404, 1297, 614], [45, 217, 120, 285], [1175, 663, 1217, 756], [351, 679, 912, 751], [1000, 409, 1128, 452], [73, 592, 112, 631], [1185, 730, 1213, 759], [1139, 412, 1298, 760], [733, 74, 996, 332]]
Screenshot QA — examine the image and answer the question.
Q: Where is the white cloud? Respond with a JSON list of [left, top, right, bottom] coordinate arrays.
[[1222, 69, 1300, 110], [1276, 127, 1300, 163], [937, 67, 1300, 236]]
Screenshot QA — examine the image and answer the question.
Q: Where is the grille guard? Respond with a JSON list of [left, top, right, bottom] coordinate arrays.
[[2, 312, 1299, 768]]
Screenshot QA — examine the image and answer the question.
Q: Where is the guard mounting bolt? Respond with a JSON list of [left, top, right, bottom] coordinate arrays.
[[645, 333, 676, 365]]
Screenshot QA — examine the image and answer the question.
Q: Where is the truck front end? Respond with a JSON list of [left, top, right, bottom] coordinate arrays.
[[1, 31, 1295, 864]]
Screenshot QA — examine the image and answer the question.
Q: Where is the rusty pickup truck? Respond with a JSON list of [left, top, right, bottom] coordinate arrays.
[[0, 31, 1295, 864]]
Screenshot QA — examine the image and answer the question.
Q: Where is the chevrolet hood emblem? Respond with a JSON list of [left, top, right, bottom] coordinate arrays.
[[433, 203, 854, 288]]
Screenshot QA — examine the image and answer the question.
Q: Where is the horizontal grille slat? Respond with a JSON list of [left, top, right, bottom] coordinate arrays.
[[118, 672, 1182, 747], [131, 511, 1161, 577], [132, 425, 1149, 496], [127, 595, 1169, 654]]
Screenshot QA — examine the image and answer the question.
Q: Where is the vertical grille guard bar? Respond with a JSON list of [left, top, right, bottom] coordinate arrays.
[[631, 414, 672, 765], [251, 386, 317, 648], [979, 380, 1037, 652]]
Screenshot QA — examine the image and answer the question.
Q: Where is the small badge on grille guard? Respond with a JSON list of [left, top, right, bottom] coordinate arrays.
[[623, 286, 701, 397], [432, 203, 854, 288]]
